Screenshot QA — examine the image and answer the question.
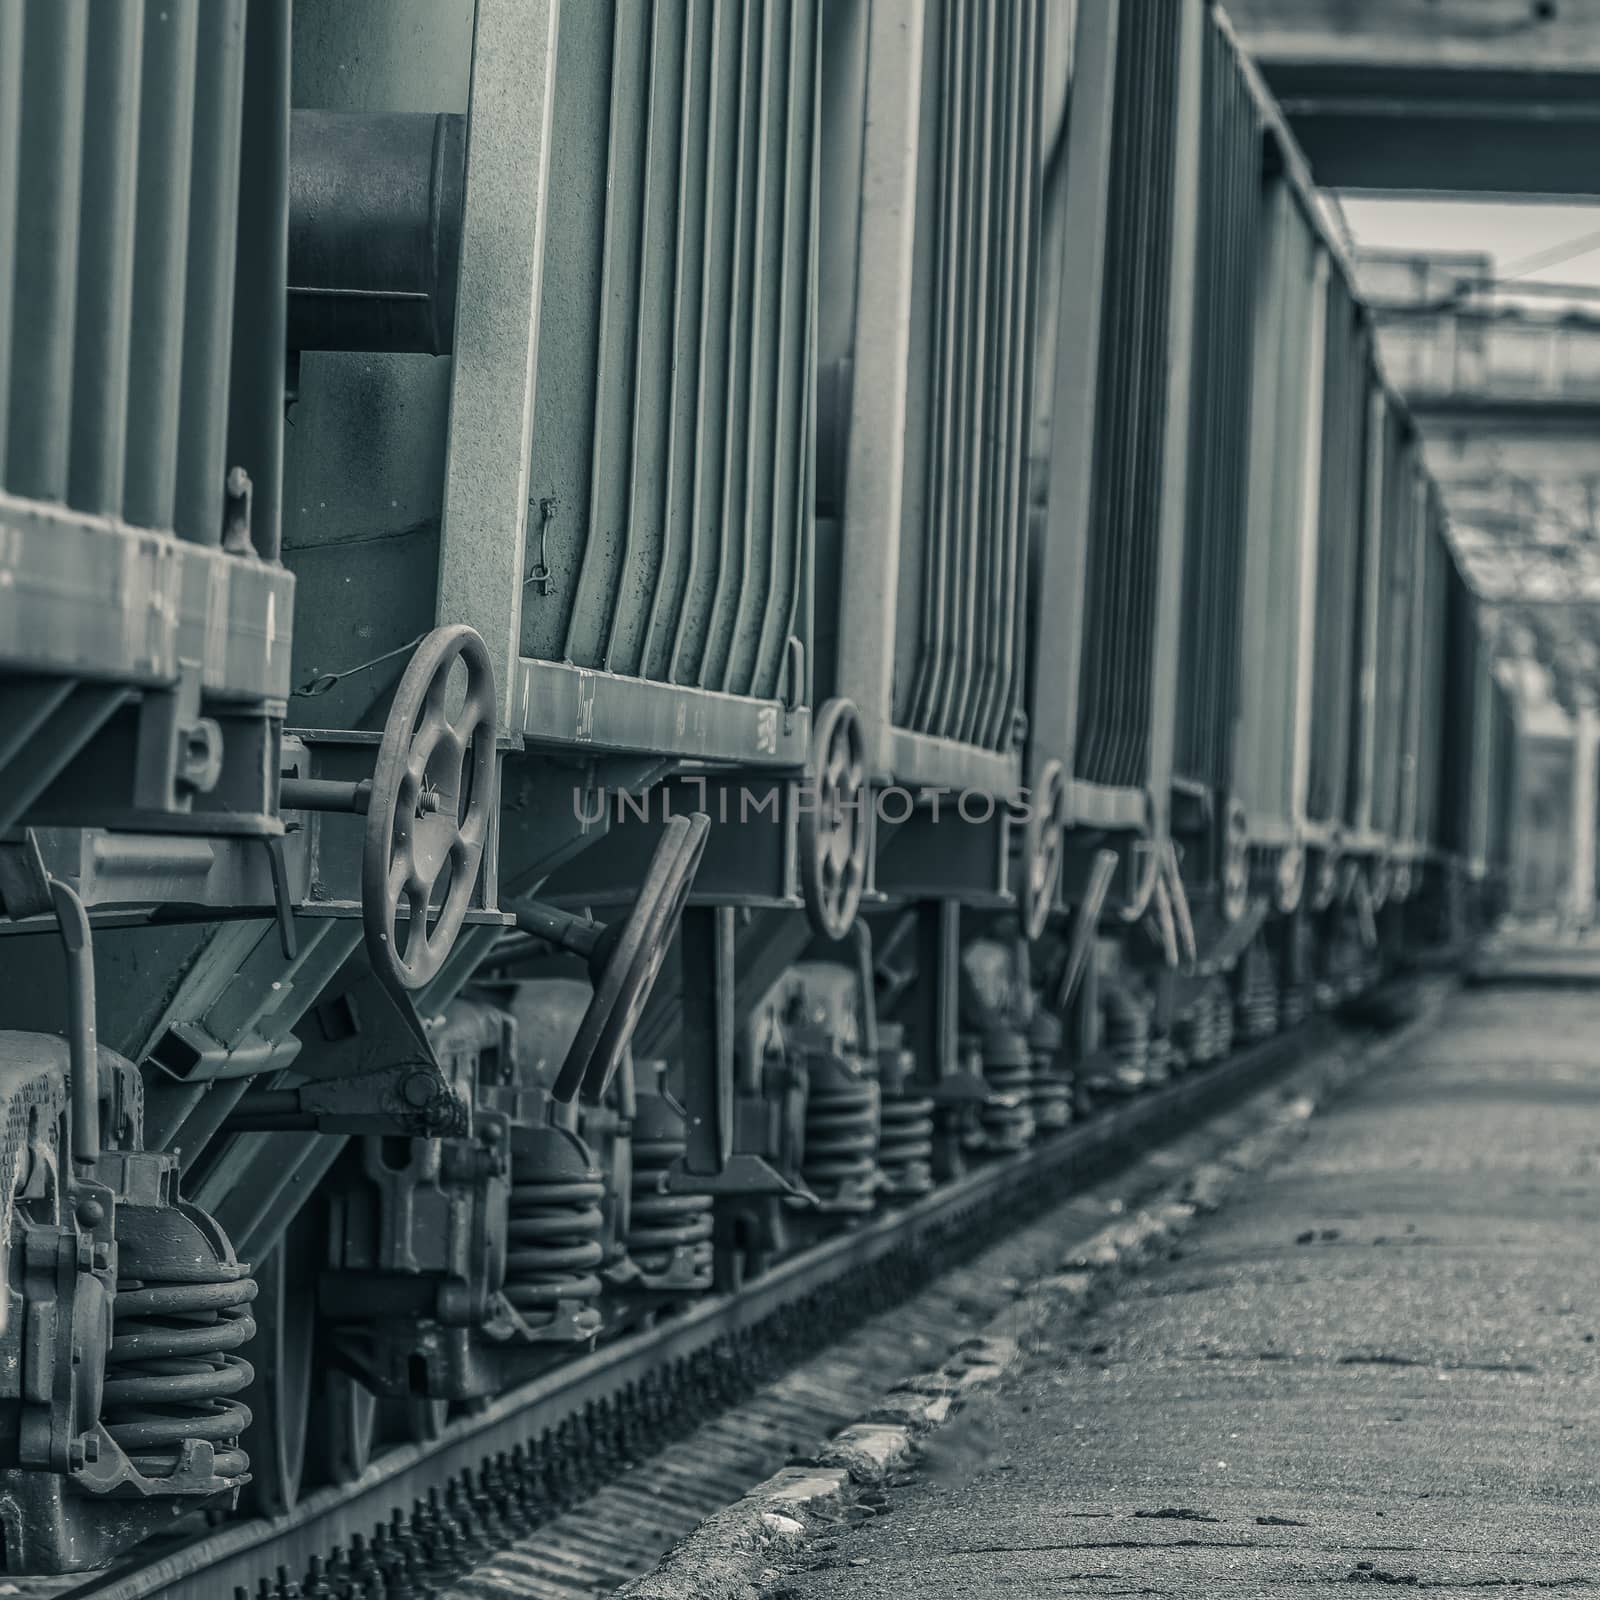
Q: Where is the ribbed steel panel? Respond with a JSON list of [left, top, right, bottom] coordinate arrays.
[[1234, 178, 1320, 831], [891, 0, 1045, 756], [1172, 20, 1259, 792], [0, 0, 249, 544], [1306, 272, 1370, 824], [1074, 0, 1181, 791], [1437, 558, 1481, 859], [520, 0, 817, 704], [1369, 412, 1421, 840], [1411, 497, 1451, 849], [1489, 679, 1516, 876]]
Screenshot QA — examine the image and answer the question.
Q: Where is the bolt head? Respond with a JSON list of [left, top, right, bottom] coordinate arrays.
[[401, 1070, 437, 1108]]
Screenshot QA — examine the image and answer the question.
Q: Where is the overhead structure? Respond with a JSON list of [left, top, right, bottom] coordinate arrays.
[[1228, 0, 1600, 195]]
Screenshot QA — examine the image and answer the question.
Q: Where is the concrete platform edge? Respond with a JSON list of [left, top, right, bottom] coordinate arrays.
[[614, 986, 1448, 1600]]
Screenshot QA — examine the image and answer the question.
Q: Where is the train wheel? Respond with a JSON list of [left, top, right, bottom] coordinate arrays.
[[407, 1396, 450, 1444], [237, 1231, 315, 1516], [322, 1368, 379, 1485]]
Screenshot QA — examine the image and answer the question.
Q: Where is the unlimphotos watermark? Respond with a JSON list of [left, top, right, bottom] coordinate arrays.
[[572, 778, 1056, 828]]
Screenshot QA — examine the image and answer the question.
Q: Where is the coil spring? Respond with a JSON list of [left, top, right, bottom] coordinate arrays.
[[1029, 1013, 1072, 1132], [953, 1042, 988, 1156], [101, 1268, 257, 1479], [628, 1136, 713, 1290], [504, 1171, 606, 1331], [1213, 976, 1235, 1057], [1336, 932, 1368, 1002], [1099, 991, 1152, 1095], [1176, 984, 1220, 1067], [1149, 1031, 1176, 1082], [801, 1072, 880, 1213], [1031, 1069, 1072, 1131], [878, 1092, 935, 1197], [979, 1031, 1035, 1153], [1236, 944, 1279, 1041], [1281, 977, 1310, 1027]]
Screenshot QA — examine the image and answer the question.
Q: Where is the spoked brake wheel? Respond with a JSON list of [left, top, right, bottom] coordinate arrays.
[[362, 625, 496, 993], [799, 698, 870, 942]]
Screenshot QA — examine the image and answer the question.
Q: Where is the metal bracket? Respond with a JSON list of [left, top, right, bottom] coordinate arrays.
[[1054, 848, 1118, 1012], [221, 1061, 466, 1138], [1162, 841, 1198, 967], [667, 906, 808, 1198], [1116, 841, 1164, 924]]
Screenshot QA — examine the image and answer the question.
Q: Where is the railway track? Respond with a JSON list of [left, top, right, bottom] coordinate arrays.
[[36, 997, 1417, 1600]]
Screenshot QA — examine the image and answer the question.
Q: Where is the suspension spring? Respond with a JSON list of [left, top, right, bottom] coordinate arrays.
[[100, 1267, 258, 1479], [1317, 925, 1364, 1010], [628, 1136, 713, 1291], [1176, 980, 1227, 1067], [979, 1030, 1035, 1153], [1146, 1027, 1175, 1083], [1028, 1012, 1072, 1132], [504, 1168, 606, 1336], [876, 1030, 934, 1198], [1099, 989, 1152, 1095], [1236, 943, 1279, 1041], [877, 1093, 935, 1198], [956, 1040, 989, 1157], [800, 1063, 880, 1214], [1212, 976, 1235, 1057]]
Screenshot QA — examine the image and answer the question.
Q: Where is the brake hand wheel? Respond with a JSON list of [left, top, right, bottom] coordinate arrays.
[[800, 698, 870, 942], [362, 625, 497, 993]]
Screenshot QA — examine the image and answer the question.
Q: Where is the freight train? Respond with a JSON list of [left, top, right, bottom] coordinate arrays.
[[0, 0, 1514, 1574]]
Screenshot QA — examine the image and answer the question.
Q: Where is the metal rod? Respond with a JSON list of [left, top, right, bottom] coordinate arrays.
[[278, 776, 372, 814], [48, 877, 100, 1174], [220, 1090, 312, 1133], [511, 901, 603, 960]]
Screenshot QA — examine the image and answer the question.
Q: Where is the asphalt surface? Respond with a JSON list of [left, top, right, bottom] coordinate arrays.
[[766, 987, 1600, 1598]]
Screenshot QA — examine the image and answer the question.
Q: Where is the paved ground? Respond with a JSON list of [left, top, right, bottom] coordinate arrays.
[[766, 987, 1600, 1598]]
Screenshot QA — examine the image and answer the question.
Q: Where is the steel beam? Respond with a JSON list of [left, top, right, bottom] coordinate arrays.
[[1231, 1, 1600, 194], [435, 0, 560, 721], [1290, 251, 1332, 842], [1030, 0, 1119, 806], [1352, 387, 1387, 837], [832, 0, 925, 779], [1143, 0, 1206, 846]]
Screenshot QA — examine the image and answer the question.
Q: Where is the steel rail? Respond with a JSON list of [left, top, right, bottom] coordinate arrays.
[[55, 1003, 1372, 1600]]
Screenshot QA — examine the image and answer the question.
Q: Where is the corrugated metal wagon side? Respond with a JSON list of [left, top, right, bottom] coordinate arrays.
[[0, 0, 293, 843], [514, 0, 817, 766], [1304, 270, 1373, 846], [1068, 0, 1197, 850], [817, 0, 1055, 932], [1234, 170, 1326, 902], [1167, 16, 1262, 929]]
